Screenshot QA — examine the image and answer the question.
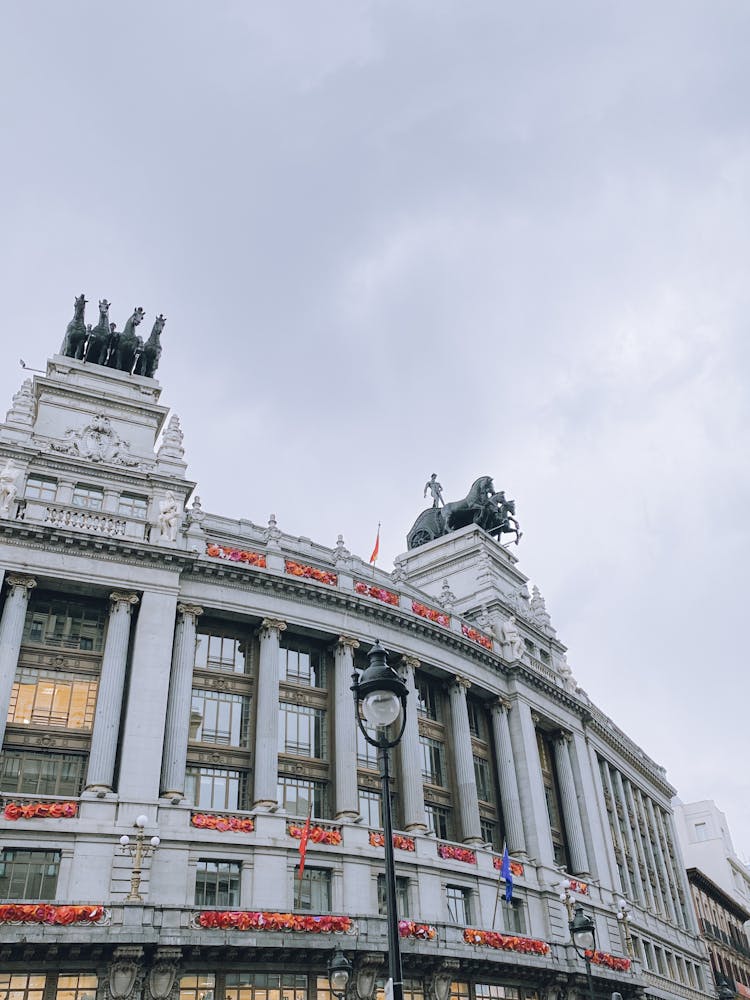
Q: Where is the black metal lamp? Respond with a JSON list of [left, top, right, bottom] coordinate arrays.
[[328, 947, 352, 1000], [717, 980, 736, 1000], [569, 904, 596, 1000], [352, 641, 408, 1000]]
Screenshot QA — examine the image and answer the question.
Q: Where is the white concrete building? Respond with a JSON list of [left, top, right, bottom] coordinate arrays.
[[675, 801, 750, 915], [0, 320, 716, 1000]]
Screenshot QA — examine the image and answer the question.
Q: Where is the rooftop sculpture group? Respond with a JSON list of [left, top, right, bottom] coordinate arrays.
[[407, 475, 522, 549], [60, 294, 165, 377]]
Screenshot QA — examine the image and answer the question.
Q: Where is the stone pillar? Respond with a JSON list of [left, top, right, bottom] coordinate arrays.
[[612, 769, 644, 904], [623, 777, 656, 912], [510, 702, 554, 865], [85, 592, 140, 791], [600, 760, 634, 899], [448, 677, 482, 845], [333, 635, 359, 819], [634, 786, 666, 914], [646, 796, 678, 924], [490, 699, 526, 856], [160, 603, 203, 799], [397, 656, 426, 832], [552, 732, 590, 876], [0, 574, 36, 747], [253, 618, 286, 809]]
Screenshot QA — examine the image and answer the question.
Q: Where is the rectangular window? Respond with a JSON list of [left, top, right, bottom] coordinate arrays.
[[476, 986, 523, 1000], [56, 975, 98, 1000], [480, 817, 499, 850], [24, 476, 57, 501], [277, 776, 328, 819], [8, 668, 98, 730], [693, 821, 709, 842], [179, 975, 215, 1000], [415, 675, 442, 721], [654, 946, 666, 975], [185, 767, 247, 811], [190, 689, 251, 747], [223, 974, 308, 1000], [420, 736, 446, 786], [0, 849, 60, 900], [195, 860, 241, 908], [473, 756, 493, 801], [194, 633, 248, 674], [503, 899, 527, 934], [0, 976, 47, 1000], [23, 596, 107, 652], [359, 788, 381, 828], [466, 699, 486, 739], [117, 494, 148, 518], [0, 750, 86, 797], [536, 729, 569, 869], [425, 802, 452, 840], [296, 867, 331, 912], [377, 874, 409, 917], [72, 485, 104, 510], [356, 717, 379, 769], [279, 703, 327, 759], [446, 885, 471, 924], [280, 644, 325, 688]]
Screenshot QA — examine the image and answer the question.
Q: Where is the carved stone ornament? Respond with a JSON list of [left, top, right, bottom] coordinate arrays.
[[5, 379, 34, 426], [264, 513, 282, 548], [6, 574, 37, 595], [108, 948, 144, 1000], [355, 955, 381, 1000], [332, 533, 351, 566], [147, 949, 182, 1000], [0, 461, 22, 513], [49, 414, 140, 466], [157, 415, 185, 462], [432, 973, 453, 1000], [438, 579, 456, 609]]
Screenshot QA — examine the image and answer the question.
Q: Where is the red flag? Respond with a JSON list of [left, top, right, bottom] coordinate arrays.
[[298, 805, 312, 881], [369, 523, 381, 564]]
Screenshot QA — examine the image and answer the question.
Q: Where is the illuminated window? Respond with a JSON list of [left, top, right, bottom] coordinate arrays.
[[8, 668, 98, 730], [190, 690, 251, 747], [56, 975, 98, 1000], [24, 476, 57, 501], [0, 975, 47, 1000], [0, 849, 60, 900], [178, 974, 215, 1000], [195, 860, 241, 907], [72, 485, 104, 510]]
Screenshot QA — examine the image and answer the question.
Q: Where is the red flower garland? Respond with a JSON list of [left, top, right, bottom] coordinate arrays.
[[197, 911, 352, 933], [354, 582, 399, 606], [399, 920, 436, 940], [285, 560, 338, 586], [369, 832, 416, 851], [412, 601, 450, 627], [437, 844, 476, 864], [288, 823, 342, 846], [492, 857, 525, 877], [191, 813, 254, 833], [3, 801, 78, 820], [0, 904, 105, 925], [568, 878, 588, 895], [464, 928, 550, 956], [461, 624, 493, 650], [206, 544, 266, 567], [586, 950, 631, 972]]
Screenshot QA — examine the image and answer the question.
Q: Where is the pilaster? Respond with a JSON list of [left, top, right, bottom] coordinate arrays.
[[160, 604, 204, 799], [397, 655, 427, 832], [448, 676, 482, 844], [333, 635, 359, 819], [490, 699, 526, 856], [0, 574, 36, 748], [253, 618, 286, 808]]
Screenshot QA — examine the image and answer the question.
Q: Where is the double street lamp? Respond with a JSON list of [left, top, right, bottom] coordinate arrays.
[[351, 641, 409, 1000], [569, 904, 597, 1000]]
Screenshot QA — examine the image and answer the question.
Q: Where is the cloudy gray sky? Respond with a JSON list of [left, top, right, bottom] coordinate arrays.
[[2, 2, 749, 855]]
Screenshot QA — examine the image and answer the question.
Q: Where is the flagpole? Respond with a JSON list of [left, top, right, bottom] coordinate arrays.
[[492, 842, 506, 929]]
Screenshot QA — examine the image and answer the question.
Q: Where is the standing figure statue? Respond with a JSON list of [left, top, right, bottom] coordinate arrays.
[[157, 491, 182, 542], [423, 473, 445, 508], [498, 615, 525, 661], [0, 461, 21, 514]]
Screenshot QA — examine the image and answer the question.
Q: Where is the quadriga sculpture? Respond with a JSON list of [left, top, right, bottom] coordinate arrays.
[[83, 299, 112, 365], [60, 294, 88, 359], [60, 295, 165, 376], [135, 314, 165, 378], [113, 307, 145, 374]]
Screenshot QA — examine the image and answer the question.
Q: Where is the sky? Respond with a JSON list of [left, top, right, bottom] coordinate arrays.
[[1, 3, 749, 857]]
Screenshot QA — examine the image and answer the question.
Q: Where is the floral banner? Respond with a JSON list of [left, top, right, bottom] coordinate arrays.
[[354, 582, 399, 606], [586, 950, 631, 972], [285, 560, 338, 586], [288, 823, 342, 846], [492, 856, 525, 877], [197, 911, 352, 933], [568, 878, 588, 895], [3, 801, 78, 820], [206, 543, 266, 567], [461, 624, 493, 650], [0, 904, 105, 925], [191, 813, 254, 833], [437, 844, 476, 864], [369, 832, 416, 851], [464, 928, 550, 956], [399, 920, 436, 940], [412, 601, 450, 627]]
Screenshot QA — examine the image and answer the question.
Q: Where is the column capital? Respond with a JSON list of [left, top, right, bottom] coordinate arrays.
[[258, 618, 287, 637], [6, 574, 37, 594], [110, 591, 140, 608], [553, 729, 572, 745], [400, 654, 420, 673], [336, 635, 360, 651], [449, 675, 471, 694], [177, 603, 204, 620], [491, 697, 512, 716]]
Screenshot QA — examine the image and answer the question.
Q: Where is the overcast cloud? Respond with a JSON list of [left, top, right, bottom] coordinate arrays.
[[2, 2, 749, 855]]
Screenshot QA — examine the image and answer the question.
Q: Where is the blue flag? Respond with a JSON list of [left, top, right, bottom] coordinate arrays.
[[500, 846, 513, 903]]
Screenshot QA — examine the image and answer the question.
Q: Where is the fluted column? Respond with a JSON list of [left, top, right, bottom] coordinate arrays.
[[333, 635, 359, 819], [253, 618, 286, 809], [0, 574, 37, 748], [160, 603, 203, 798], [85, 592, 140, 791], [490, 699, 526, 855], [645, 796, 678, 923], [397, 656, 426, 832], [552, 732, 590, 875], [624, 777, 655, 911], [612, 769, 644, 904], [448, 677, 482, 845]]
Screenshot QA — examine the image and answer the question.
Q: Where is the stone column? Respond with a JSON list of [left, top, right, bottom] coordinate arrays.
[[160, 603, 203, 799], [552, 732, 590, 876], [646, 796, 678, 924], [397, 656, 426, 832], [253, 618, 286, 809], [634, 786, 665, 914], [600, 760, 634, 899], [585, 739, 621, 892], [85, 592, 139, 791], [612, 769, 644, 904], [664, 810, 698, 932], [490, 699, 526, 856], [0, 574, 36, 747], [623, 777, 656, 912], [333, 635, 359, 819], [448, 677, 482, 845], [510, 702, 554, 865]]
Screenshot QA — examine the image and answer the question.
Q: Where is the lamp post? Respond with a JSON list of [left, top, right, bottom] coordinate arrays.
[[352, 641, 408, 1000], [119, 814, 160, 902], [617, 899, 635, 959], [717, 980, 736, 1000], [328, 947, 353, 1000], [569, 904, 596, 1000]]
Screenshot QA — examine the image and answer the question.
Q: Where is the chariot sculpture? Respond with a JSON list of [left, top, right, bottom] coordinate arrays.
[[59, 294, 165, 378], [406, 476, 521, 549]]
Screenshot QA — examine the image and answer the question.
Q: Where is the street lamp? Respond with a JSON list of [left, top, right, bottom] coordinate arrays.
[[328, 947, 353, 1000], [569, 904, 596, 1000], [616, 899, 635, 959], [717, 980, 736, 1000], [119, 814, 160, 902], [352, 641, 408, 1000]]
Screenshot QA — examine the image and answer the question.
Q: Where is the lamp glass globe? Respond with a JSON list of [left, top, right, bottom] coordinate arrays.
[[135, 814, 148, 828], [362, 690, 400, 727]]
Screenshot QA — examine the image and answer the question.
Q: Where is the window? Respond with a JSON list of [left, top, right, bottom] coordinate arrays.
[[195, 633, 248, 674], [277, 776, 328, 818], [0, 849, 60, 900], [0, 976, 47, 1000], [425, 802, 452, 840], [280, 643, 325, 688], [357, 723, 379, 769], [480, 817, 499, 849], [195, 860, 241, 908], [536, 730, 569, 869], [375, 980, 425, 1000], [654, 946, 666, 975], [72, 485, 104, 510], [503, 899, 527, 934], [467, 699, 486, 739], [296, 867, 331, 911], [25, 476, 57, 501], [8, 668, 98, 730], [359, 788, 381, 827], [377, 875, 409, 917], [222, 973, 308, 1000], [279, 703, 327, 758], [446, 885, 471, 924], [416, 675, 442, 721], [0, 750, 86, 797], [190, 690, 251, 747], [694, 822, 709, 842], [23, 596, 107, 652], [185, 767, 247, 811], [539, 649, 550, 664], [179, 975, 216, 1000], [476, 987, 539, 1000], [420, 736, 446, 785], [56, 975, 98, 1000], [473, 756, 493, 801], [117, 493, 148, 518]]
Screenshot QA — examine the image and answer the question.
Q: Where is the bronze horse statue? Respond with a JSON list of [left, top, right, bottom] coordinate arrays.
[[61, 294, 87, 359], [112, 307, 146, 373], [135, 313, 165, 378], [83, 299, 112, 365]]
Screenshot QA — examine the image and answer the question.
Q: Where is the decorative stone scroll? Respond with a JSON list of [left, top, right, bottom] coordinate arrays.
[[49, 414, 140, 466]]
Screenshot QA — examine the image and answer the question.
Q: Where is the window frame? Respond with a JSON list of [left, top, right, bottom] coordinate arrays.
[[0, 848, 61, 900]]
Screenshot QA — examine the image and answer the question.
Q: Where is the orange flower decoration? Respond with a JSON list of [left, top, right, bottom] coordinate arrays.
[[191, 813, 254, 833], [0, 904, 104, 925], [3, 801, 78, 821], [354, 582, 399, 606], [288, 823, 342, 845], [369, 832, 416, 851], [412, 602, 450, 626], [460, 624, 493, 650], [464, 928, 550, 955], [586, 950, 631, 972], [197, 911, 352, 933], [285, 561, 337, 585], [206, 543, 266, 567], [437, 844, 476, 864]]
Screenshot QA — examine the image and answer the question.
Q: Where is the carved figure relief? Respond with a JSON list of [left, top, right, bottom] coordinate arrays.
[[49, 415, 139, 466], [157, 491, 182, 542], [498, 615, 525, 661], [0, 460, 21, 513]]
